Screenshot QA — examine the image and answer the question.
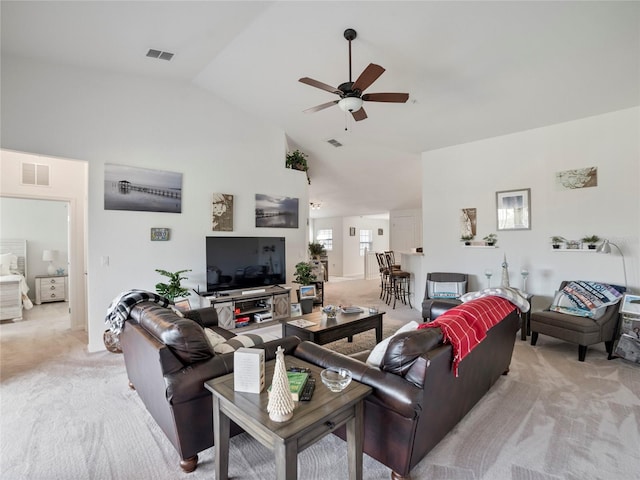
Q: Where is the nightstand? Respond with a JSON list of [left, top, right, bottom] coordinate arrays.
[[35, 275, 68, 304]]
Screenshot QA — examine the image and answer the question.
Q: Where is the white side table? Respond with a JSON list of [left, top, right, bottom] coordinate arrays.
[[35, 275, 68, 304]]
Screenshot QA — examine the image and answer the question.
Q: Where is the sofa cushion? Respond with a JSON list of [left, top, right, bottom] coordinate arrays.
[[366, 321, 419, 367], [381, 328, 444, 375], [132, 304, 213, 365]]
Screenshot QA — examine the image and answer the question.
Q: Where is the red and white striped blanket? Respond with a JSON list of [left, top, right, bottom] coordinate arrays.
[[418, 296, 516, 376]]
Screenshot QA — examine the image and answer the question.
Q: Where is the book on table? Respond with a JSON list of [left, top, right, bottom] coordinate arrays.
[[268, 371, 309, 401]]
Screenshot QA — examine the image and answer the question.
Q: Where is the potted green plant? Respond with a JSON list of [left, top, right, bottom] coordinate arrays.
[[293, 262, 317, 286], [293, 261, 317, 314], [308, 242, 326, 259], [155, 268, 191, 301], [286, 149, 311, 184], [460, 234, 474, 246], [550, 236, 565, 249], [581, 235, 601, 250], [483, 233, 498, 246]]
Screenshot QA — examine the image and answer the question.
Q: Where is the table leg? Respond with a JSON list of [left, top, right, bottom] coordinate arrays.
[[375, 316, 383, 343], [346, 401, 364, 480], [274, 440, 297, 480], [213, 396, 230, 480]]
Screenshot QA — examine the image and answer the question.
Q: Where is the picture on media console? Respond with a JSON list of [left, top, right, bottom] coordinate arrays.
[[212, 193, 234, 231], [104, 164, 182, 213], [255, 194, 299, 228]]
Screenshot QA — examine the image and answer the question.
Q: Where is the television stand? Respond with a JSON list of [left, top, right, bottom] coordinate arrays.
[[201, 286, 290, 330]]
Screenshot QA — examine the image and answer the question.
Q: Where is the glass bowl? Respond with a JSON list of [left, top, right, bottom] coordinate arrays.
[[320, 368, 352, 392]]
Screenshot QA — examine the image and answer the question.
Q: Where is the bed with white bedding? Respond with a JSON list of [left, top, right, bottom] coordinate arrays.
[[0, 239, 33, 320]]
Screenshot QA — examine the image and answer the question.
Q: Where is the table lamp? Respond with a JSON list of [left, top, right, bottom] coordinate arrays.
[[42, 249, 58, 275]]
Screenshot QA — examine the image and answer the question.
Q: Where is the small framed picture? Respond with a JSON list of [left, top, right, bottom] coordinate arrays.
[[290, 303, 302, 317], [151, 227, 170, 241], [378, 228, 383, 235], [496, 188, 531, 231], [619, 294, 640, 316], [174, 299, 191, 312], [349, 227, 356, 236], [299, 285, 316, 299]]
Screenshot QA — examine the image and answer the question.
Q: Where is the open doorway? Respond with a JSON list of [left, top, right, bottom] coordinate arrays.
[[0, 197, 71, 329]]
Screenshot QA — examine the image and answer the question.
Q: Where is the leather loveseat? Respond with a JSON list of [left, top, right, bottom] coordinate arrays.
[[119, 302, 300, 472], [293, 299, 520, 480]]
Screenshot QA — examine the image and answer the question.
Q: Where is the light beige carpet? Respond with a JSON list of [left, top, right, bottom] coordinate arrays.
[[1, 279, 639, 479]]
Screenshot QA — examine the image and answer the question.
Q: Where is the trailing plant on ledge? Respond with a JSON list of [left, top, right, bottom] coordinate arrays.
[[155, 269, 191, 301], [285, 149, 311, 184]]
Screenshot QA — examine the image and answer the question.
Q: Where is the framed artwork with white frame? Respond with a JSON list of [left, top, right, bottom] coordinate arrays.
[[496, 188, 531, 231], [619, 294, 640, 316], [290, 303, 302, 317], [299, 285, 316, 299]]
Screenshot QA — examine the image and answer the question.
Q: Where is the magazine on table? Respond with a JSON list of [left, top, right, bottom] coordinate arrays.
[[340, 305, 364, 314], [287, 319, 316, 328]]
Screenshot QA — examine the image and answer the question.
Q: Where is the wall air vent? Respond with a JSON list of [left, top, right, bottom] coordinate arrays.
[[21, 163, 50, 186], [146, 49, 174, 61], [327, 139, 343, 147]]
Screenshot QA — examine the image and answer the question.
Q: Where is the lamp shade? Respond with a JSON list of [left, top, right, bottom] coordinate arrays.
[[338, 97, 363, 112], [42, 250, 58, 262]]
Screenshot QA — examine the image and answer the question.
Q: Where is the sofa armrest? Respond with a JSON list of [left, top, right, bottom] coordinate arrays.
[[293, 341, 422, 419], [166, 335, 301, 405]]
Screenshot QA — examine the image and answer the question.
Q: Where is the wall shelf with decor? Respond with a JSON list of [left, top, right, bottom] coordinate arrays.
[[462, 245, 499, 249], [550, 248, 597, 253]]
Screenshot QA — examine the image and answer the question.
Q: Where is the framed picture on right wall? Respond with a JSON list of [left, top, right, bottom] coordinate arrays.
[[496, 188, 531, 231]]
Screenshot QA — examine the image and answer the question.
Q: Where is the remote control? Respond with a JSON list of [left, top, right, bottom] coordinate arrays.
[[298, 377, 316, 401]]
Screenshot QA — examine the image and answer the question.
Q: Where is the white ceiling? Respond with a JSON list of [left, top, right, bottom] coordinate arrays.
[[2, 1, 639, 219]]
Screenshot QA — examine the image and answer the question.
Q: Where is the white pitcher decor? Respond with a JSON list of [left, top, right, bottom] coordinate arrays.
[[267, 346, 295, 422]]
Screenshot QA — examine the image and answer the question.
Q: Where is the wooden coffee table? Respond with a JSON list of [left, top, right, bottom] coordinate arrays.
[[282, 309, 385, 345], [205, 357, 371, 480]]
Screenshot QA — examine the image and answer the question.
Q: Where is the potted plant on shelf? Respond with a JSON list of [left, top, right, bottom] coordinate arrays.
[[285, 149, 311, 184], [581, 235, 601, 250], [550, 236, 565, 249], [155, 268, 192, 301], [293, 262, 317, 314], [483, 233, 498, 246], [461, 234, 474, 246]]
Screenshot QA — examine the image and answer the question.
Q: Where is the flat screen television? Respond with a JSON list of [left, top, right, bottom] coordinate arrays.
[[205, 236, 286, 293]]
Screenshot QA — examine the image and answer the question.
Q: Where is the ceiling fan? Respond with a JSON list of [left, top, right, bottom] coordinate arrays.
[[299, 28, 409, 121]]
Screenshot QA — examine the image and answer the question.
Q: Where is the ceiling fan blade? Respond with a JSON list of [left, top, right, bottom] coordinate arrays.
[[351, 64, 385, 93], [299, 77, 342, 95], [351, 107, 368, 121], [362, 92, 409, 103], [303, 100, 339, 114]]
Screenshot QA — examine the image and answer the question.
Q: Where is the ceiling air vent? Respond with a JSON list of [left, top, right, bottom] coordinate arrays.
[[21, 163, 50, 186], [146, 49, 174, 61], [327, 139, 343, 148]]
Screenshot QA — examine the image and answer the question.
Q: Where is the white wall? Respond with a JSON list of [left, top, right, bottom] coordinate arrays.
[[421, 107, 640, 309], [0, 197, 68, 296], [1, 55, 308, 352]]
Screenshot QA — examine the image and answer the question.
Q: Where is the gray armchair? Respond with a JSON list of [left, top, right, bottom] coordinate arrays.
[[421, 272, 468, 321], [530, 281, 625, 361]]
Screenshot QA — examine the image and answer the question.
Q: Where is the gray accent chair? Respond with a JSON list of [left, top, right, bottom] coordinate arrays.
[[530, 281, 625, 361], [421, 272, 468, 321]]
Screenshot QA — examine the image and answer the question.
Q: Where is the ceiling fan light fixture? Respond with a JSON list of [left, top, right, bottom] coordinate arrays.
[[338, 97, 363, 112]]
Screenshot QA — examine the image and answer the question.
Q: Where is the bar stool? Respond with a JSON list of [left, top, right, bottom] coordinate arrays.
[[383, 252, 412, 309], [375, 252, 392, 303]]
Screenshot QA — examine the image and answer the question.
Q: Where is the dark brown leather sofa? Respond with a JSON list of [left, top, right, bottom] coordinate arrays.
[[119, 302, 300, 472], [293, 300, 520, 480]]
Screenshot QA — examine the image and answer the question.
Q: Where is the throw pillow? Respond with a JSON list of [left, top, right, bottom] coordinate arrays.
[[204, 328, 229, 350], [0, 253, 17, 275], [213, 333, 279, 354], [365, 321, 419, 367], [428, 280, 466, 299]]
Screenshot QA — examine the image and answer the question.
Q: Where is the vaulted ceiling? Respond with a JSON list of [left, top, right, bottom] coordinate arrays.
[[2, 1, 639, 219]]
